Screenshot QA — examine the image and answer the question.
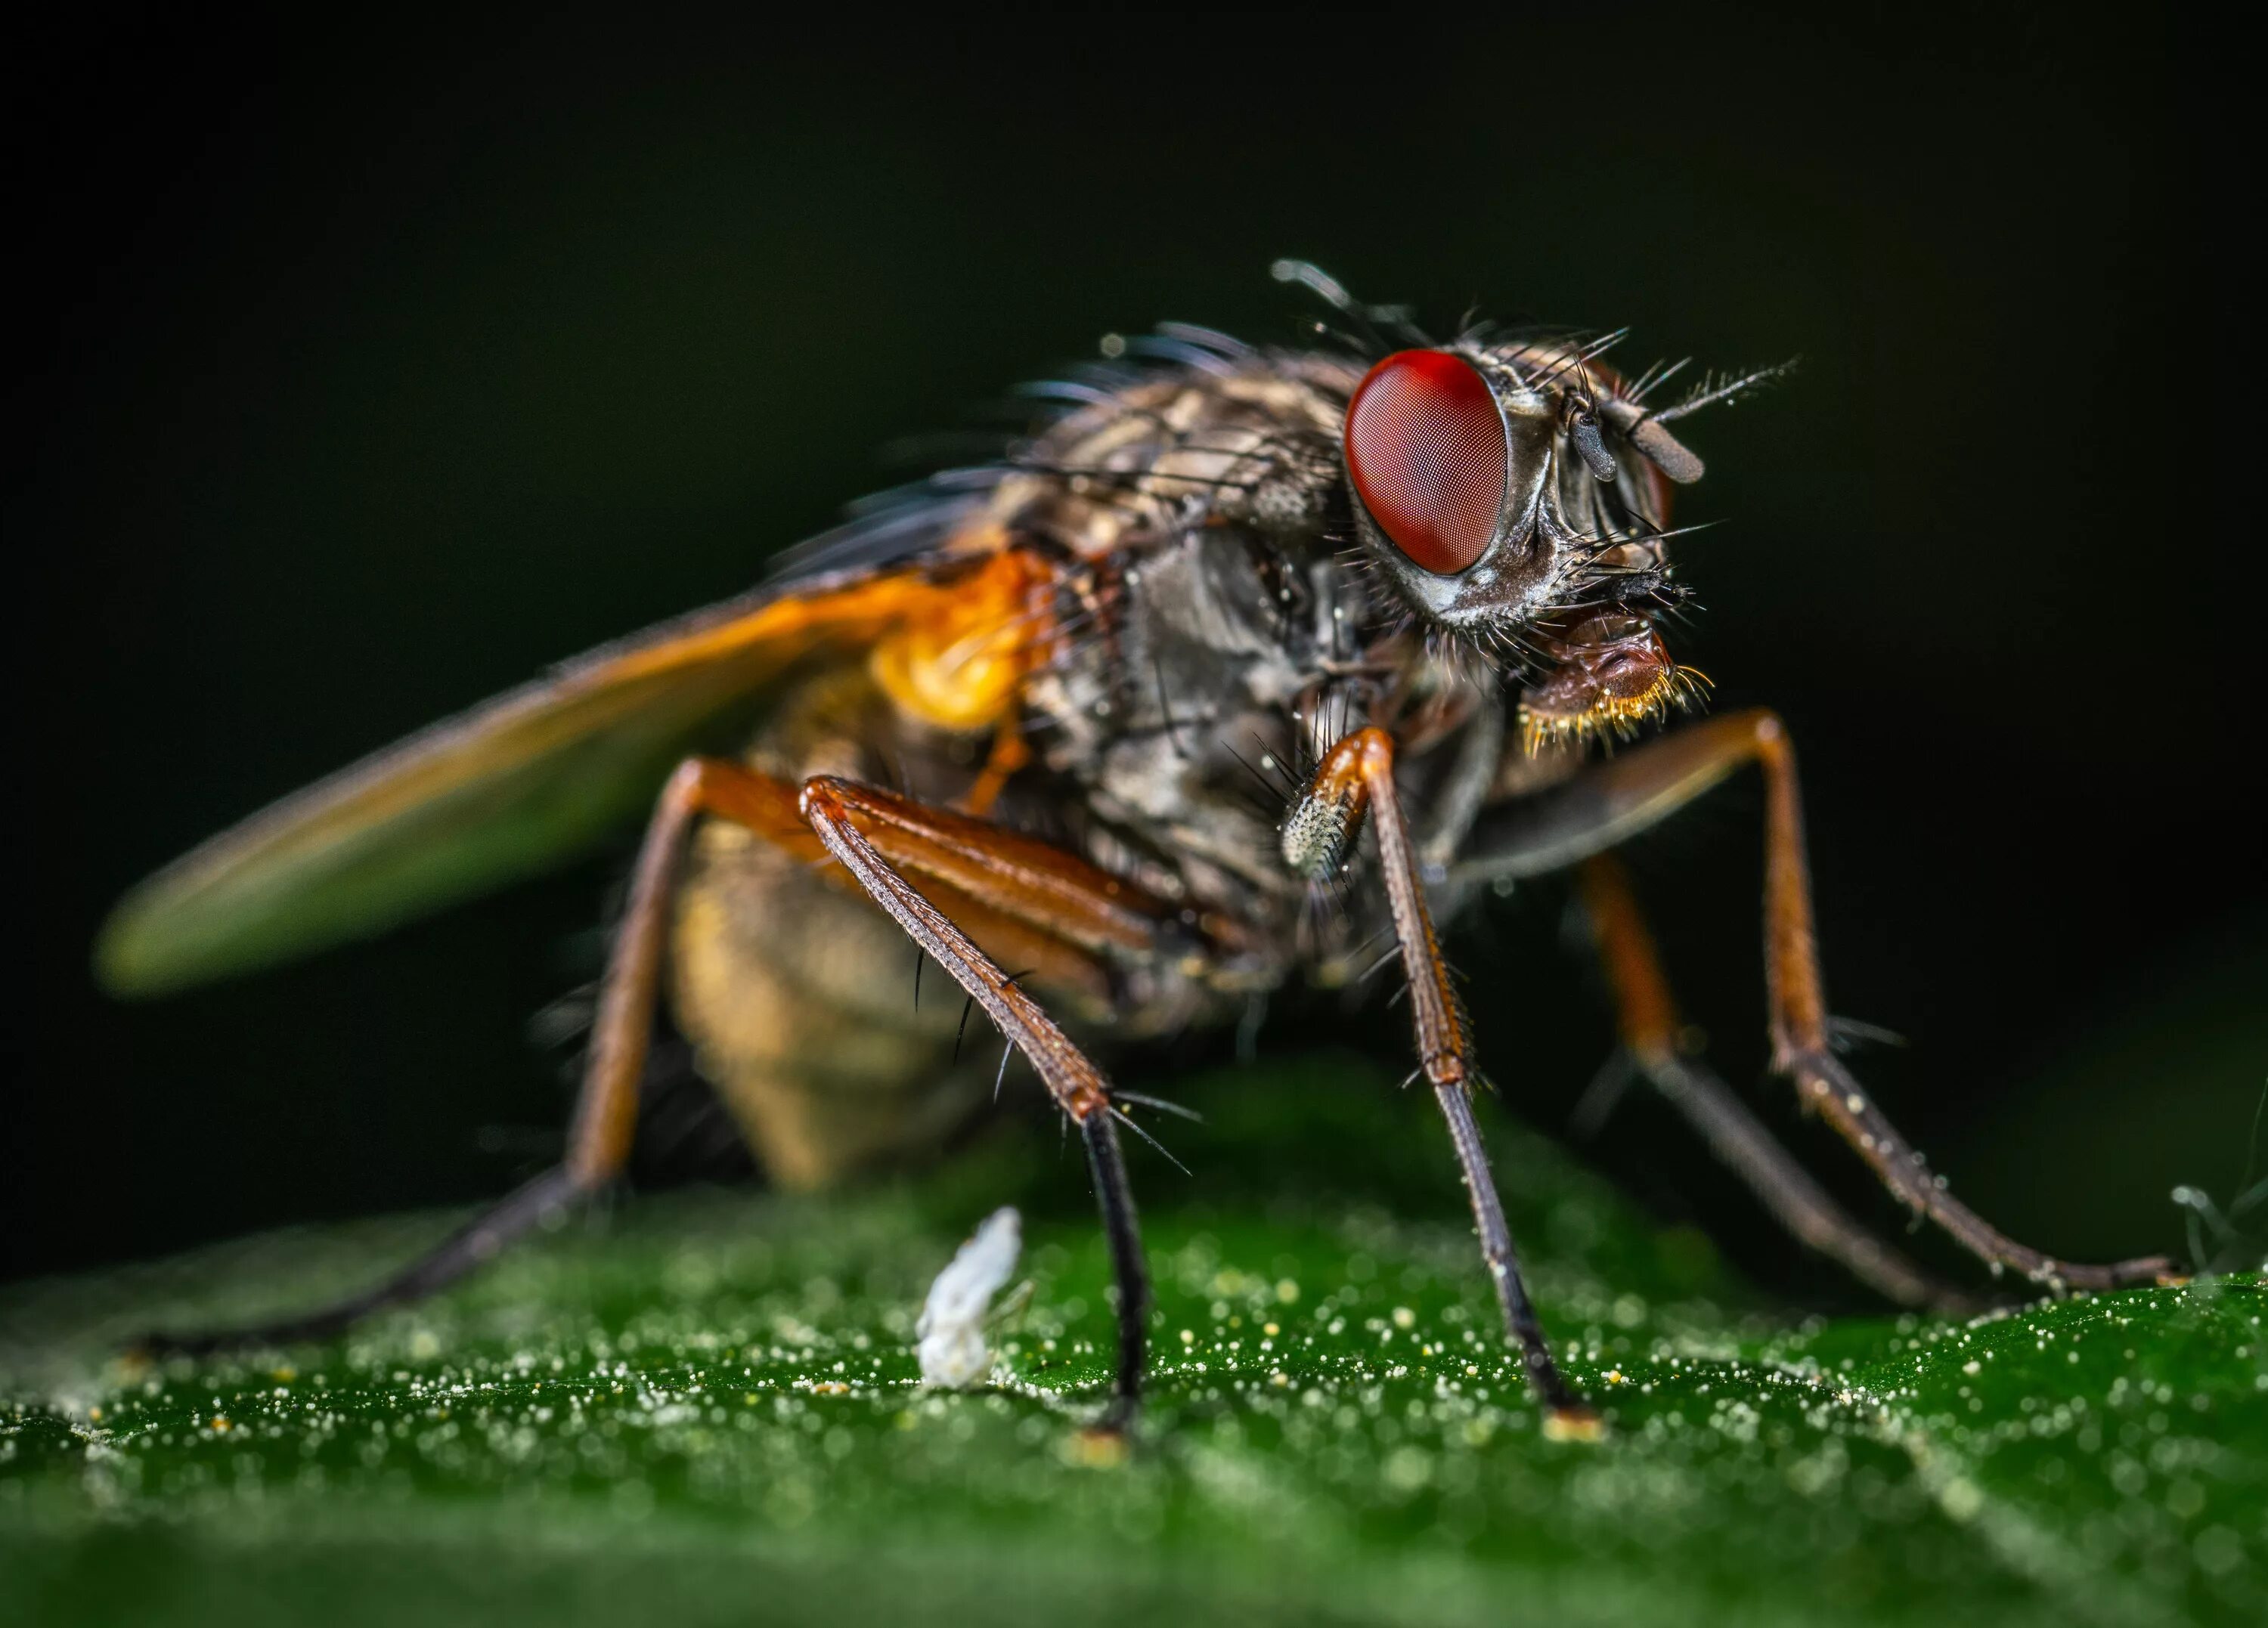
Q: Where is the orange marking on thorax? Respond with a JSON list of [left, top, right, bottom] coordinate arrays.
[[869, 546, 1055, 734]]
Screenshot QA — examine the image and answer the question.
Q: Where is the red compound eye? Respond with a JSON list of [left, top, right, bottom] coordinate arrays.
[[1343, 349, 1507, 574]]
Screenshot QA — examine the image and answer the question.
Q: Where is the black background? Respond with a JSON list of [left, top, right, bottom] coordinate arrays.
[[10, 12, 2261, 1293]]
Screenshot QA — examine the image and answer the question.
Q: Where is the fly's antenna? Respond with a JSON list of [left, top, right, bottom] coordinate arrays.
[[1595, 357, 1794, 487], [1650, 359, 1798, 424], [1598, 396, 1706, 485]]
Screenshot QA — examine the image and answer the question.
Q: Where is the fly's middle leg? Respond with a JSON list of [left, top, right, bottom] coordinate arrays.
[[1576, 853, 1975, 1312]]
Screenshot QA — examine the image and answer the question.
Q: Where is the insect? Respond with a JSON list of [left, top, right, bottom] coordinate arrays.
[[98, 261, 2174, 1440]]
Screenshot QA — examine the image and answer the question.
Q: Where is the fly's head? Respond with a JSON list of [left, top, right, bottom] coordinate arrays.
[[1333, 325, 1771, 754]]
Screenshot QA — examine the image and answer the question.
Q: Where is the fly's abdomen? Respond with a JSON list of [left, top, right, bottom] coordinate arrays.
[[670, 821, 990, 1189]]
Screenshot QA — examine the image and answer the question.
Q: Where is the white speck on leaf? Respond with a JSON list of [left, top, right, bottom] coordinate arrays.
[[916, 1208, 1021, 1389]]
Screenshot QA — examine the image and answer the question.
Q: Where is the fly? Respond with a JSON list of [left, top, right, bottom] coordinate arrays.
[[96, 262, 2174, 1441]]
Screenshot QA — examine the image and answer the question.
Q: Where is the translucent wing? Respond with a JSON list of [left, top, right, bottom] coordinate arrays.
[[98, 497, 1014, 996]]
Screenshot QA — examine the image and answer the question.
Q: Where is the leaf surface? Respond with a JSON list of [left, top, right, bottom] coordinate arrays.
[[3, 1057, 2259, 1628]]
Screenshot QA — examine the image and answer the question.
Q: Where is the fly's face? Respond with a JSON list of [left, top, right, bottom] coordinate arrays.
[[1338, 339, 1715, 751]]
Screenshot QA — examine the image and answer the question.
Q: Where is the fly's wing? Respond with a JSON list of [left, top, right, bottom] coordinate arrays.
[[97, 493, 1009, 997]]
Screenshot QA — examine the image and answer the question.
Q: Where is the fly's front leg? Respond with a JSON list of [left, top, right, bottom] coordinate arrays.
[[1461, 710, 2176, 1294], [1577, 854, 1974, 1311], [1293, 728, 1600, 1439]]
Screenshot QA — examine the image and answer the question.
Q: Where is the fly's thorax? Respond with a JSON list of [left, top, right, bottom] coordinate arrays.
[[1024, 526, 1342, 905], [1012, 502, 1514, 986], [990, 354, 1354, 565]]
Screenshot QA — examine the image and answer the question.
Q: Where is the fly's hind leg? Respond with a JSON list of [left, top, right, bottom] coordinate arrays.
[[141, 756, 734, 1355], [1459, 710, 2176, 1294], [1576, 853, 1975, 1311], [145, 759, 1185, 1433]]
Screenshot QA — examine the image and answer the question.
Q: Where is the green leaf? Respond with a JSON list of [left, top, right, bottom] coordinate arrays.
[[3, 1054, 2261, 1627]]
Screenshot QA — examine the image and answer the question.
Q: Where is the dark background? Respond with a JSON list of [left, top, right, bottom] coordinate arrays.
[[11, 12, 2261, 1293]]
